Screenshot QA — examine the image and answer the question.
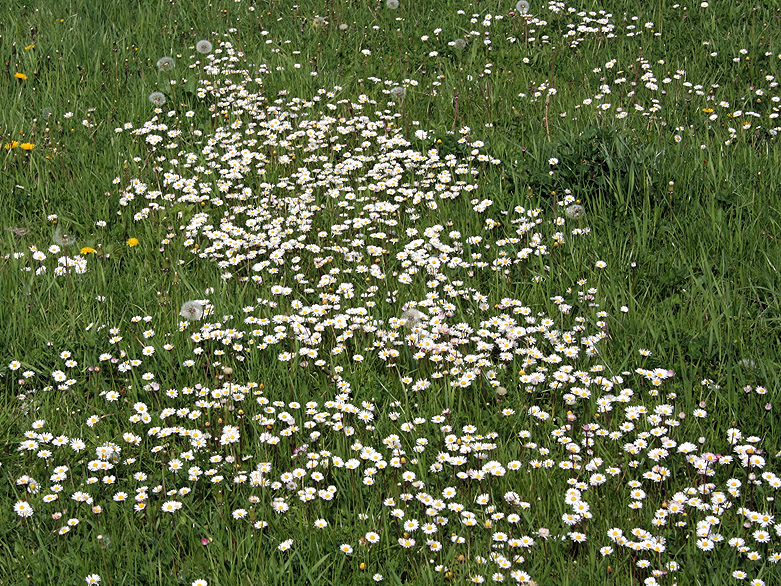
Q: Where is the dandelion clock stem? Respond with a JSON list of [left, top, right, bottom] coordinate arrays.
[[99, 547, 114, 586]]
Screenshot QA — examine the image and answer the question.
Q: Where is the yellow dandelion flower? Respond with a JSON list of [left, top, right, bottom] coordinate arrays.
[[15, 72, 28, 80], [126, 237, 139, 247], [20, 143, 35, 151], [4, 141, 20, 149], [80, 246, 97, 254]]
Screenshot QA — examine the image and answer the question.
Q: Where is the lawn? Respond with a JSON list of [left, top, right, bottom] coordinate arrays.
[[1, 1, 780, 585]]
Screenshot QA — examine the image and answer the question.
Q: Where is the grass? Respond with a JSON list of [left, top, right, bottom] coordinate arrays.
[[1, 1, 780, 585]]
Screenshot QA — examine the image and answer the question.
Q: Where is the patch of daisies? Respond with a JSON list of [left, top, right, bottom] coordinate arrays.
[[415, 4, 781, 141], [6, 23, 781, 586], [10, 330, 781, 585]]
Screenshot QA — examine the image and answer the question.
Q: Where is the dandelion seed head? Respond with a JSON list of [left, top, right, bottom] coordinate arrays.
[[149, 92, 167, 107], [195, 40, 213, 54], [390, 86, 407, 101], [565, 204, 585, 220], [53, 226, 77, 248], [180, 301, 204, 321], [156, 56, 175, 72]]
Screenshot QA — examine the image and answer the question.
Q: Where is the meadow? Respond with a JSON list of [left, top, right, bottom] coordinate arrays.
[[1, 0, 780, 584]]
